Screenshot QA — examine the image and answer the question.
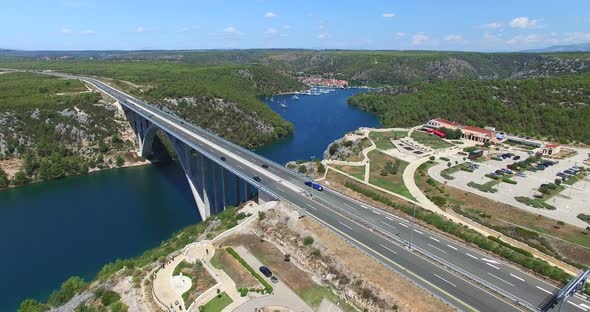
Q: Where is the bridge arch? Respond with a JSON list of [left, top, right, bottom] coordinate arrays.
[[125, 110, 258, 221]]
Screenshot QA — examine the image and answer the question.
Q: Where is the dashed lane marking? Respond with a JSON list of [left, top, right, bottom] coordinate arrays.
[[434, 274, 457, 287], [447, 244, 458, 251], [379, 244, 398, 255], [536, 286, 553, 295], [338, 221, 353, 230], [569, 301, 588, 311], [509, 274, 525, 282], [488, 273, 515, 287], [379, 221, 397, 230], [429, 237, 440, 243], [466, 253, 478, 260], [486, 263, 500, 270], [428, 243, 448, 254]]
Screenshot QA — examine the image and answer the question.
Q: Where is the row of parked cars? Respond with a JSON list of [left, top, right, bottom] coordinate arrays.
[[557, 166, 584, 179], [526, 160, 557, 172]]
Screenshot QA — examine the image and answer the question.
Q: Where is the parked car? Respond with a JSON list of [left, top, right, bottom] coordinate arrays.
[[304, 181, 324, 191], [259, 266, 272, 277], [513, 156, 521, 160], [516, 172, 526, 178], [564, 170, 575, 175], [557, 173, 567, 178], [253, 176, 262, 182], [270, 276, 279, 283], [527, 168, 537, 172], [261, 164, 269, 168]]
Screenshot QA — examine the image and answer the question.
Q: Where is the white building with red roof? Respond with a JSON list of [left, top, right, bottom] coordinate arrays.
[[426, 118, 460, 129], [461, 126, 497, 143]]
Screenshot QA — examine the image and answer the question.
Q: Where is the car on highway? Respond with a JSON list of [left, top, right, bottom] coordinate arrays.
[[220, 156, 227, 161], [261, 164, 269, 168], [259, 266, 272, 277], [304, 181, 324, 191], [253, 176, 262, 182]]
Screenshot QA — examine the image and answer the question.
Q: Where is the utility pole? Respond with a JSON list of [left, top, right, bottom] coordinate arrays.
[[409, 205, 417, 250]]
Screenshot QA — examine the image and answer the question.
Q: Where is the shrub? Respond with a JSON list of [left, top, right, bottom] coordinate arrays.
[[440, 157, 450, 161], [110, 301, 128, 312], [101, 290, 121, 306], [298, 165, 307, 174], [225, 247, 273, 294], [115, 156, 125, 167], [429, 156, 435, 161], [258, 211, 266, 220], [431, 196, 447, 207], [502, 177, 517, 184], [47, 276, 88, 307], [303, 236, 314, 246]]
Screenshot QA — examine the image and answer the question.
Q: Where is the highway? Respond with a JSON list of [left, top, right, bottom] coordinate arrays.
[[61, 73, 590, 312]]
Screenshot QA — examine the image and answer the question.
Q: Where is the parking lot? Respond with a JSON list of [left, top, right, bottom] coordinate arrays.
[[429, 146, 590, 227]]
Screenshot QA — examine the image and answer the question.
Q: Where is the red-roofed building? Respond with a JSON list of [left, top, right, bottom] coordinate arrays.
[[426, 118, 460, 129], [542, 143, 561, 156], [461, 126, 497, 143]]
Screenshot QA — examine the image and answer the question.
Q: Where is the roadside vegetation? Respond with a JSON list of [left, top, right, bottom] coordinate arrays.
[[367, 150, 414, 200], [333, 164, 365, 181]]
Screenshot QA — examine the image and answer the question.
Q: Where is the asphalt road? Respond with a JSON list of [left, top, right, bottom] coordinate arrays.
[[57, 73, 590, 312]]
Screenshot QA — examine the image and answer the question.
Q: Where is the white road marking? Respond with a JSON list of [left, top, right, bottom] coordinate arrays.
[[342, 202, 355, 209], [486, 263, 500, 270], [428, 243, 447, 254], [536, 286, 553, 295], [361, 204, 370, 209], [580, 303, 590, 309], [305, 204, 317, 211], [466, 253, 478, 260], [429, 237, 440, 242], [385, 216, 393, 221], [488, 273, 514, 286], [398, 223, 409, 228], [569, 301, 588, 311], [434, 274, 456, 287], [275, 186, 286, 193], [371, 210, 381, 215], [481, 258, 500, 264], [339, 221, 353, 230], [380, 244, 398, 255], [509, 274, 525, 282], [446, 244, 458, 251], [379, 221, 397, 230], [414, 229, 424, 234]]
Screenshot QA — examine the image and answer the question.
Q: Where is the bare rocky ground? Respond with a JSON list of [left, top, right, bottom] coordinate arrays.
[[246, 203, 453, 312]]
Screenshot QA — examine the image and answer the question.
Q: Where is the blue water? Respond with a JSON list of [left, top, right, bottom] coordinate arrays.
[[0, 163, 199, 311], [256, 88, 381, 164], [0, 88, 380, 311]]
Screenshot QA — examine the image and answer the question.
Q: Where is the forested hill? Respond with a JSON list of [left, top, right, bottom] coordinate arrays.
[[0, 49, 590, 85], [3, 50, 590, 86], [348, 74, 590, 144], [0, 60, 303, 148]]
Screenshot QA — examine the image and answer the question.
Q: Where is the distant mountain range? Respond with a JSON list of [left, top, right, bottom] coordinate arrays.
[[523, 43, 590, 52]]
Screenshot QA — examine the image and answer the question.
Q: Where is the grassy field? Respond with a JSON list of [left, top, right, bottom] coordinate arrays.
[[369, 130, 408, 150], [367, 150, 414, 200], [333, 164, 365, 181], [210, 248, 260, 289], [200, 292, 232, 312], [410, 131, 453, 149]]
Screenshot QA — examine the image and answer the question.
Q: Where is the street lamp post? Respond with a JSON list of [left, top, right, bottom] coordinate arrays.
[[409, 204, 417, 250]]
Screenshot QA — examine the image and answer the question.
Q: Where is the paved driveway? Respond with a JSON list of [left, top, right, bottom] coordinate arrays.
[[231, 245, 314, 312]]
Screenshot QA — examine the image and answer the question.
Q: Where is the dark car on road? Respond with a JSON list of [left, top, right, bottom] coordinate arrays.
[[261, 164, 269, 168], [253, 176, 262, 182], [220, 156, 227, 161], [304, 181, 324, 191], [259, 266, 272, 277], [513, 156, 521, 160]]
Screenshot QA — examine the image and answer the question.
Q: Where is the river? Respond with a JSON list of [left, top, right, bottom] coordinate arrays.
[[0, 88, 380, 311]]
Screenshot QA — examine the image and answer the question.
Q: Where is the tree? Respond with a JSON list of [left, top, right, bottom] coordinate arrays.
[[317, 162, 326, 174], [116, 156, 125, 167], [329, 142, 340, 155], [0, 167, 9, 189], [303, 236, 314, 245], [447, 162, 452, 168], [12, 171, 30, 186], [483, 141, 491, 148], [298, 164, 307, 174], [17, 299, 48, 312], [555, 178, 562, 186]]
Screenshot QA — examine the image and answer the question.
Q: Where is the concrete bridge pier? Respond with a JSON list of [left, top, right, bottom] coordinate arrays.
[[123, 109, 259, 220]]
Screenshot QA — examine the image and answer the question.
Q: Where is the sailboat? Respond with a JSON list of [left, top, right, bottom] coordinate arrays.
[[292, 95, 299, 100], [280, 99, 288, 109]]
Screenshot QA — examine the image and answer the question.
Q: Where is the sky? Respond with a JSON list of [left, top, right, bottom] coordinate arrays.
[[1, 0, 589, 52]]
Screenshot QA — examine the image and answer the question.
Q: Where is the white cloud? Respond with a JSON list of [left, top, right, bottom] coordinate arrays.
[[79, 29, 96, 35], [264, 12, 277, 18], [135, 26, 145, 33], [394, 32, 405, 39], [61, 28, 73, 35], [480, 22, 503, 29], [509, 17, 542, 29], [506, 34, 541, 45], [224, 26, 239, 34], [382, 13, 396, 18], [265, 27, 278, 34], [444, 34, 464, 42], [562, 32, 590, 43], [412, 32, 429, 45], [317, 33, 330, 39]]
